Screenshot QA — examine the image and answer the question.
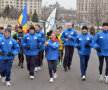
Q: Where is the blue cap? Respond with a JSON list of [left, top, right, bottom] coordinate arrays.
[[5, 28, 11, 33]]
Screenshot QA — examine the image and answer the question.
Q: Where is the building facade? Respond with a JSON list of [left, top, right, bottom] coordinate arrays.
[[77, 0, 108, 25], [42, 2, 76, 21], [0, 0, 42, 15]]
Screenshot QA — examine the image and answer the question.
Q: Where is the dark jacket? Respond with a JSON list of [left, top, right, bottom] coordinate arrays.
[[90, 27, 95, 35]]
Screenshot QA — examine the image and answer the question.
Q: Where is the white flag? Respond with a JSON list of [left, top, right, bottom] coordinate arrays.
[[45, 8, 57, 32]]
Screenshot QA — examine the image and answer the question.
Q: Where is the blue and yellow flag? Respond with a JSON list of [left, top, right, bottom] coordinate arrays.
[[18, 5, 28, 34]]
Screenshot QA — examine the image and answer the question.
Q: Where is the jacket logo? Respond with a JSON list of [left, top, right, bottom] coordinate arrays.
[[1, 42, 4, 44], [27, 37, 30, 39], [19, 37, 22, 39], [9, 41, 12, 44], [87, 37, 90, 40], [71, 32, 73, 34], [79, 38, 82, 40], [100, 36, 103, 38], [39, 34, 41, 37], [34, 36, 37, 39], [65, 33, 67, 35], [11, 33, 14, 36], [54, 42, 56, 45]]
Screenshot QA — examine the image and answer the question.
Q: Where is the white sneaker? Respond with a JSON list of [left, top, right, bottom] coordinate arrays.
[[30, 76, 34, 80], [53, 73, 57, 79], [82, 76, 86, 80], [38, 67, 41, 71], [34, 67, 38, 72], [2, 77, 6, 82], [99, 75, 103, 82], [6, 81, 11, 86], [49, 78, 54, 83], [105, 76, 108, 84]]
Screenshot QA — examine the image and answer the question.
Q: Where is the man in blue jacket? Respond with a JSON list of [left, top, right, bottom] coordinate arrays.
[[0, 27, 4, 34], [0, 27, 4, 78], [21, 26, 40, 80], [0, 27, 4, 39], [0, 28, 20, 86], [17, 26, 25, 68], [75, 26, 93, 80], [35, 24, 45, 72], [61, 23, 78, 71], [93, 22, 108, 84]]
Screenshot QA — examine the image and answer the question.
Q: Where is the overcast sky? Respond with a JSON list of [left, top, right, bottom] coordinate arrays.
[[42, 0, 76, 10]]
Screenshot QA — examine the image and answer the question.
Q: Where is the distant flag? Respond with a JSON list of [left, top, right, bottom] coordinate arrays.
[[45, 8, 57, 33], [18, 5, 28, 34]]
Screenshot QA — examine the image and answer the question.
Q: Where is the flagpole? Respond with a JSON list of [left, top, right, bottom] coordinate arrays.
[[42, 8, 57, 41], [42, 21, 47, 41]]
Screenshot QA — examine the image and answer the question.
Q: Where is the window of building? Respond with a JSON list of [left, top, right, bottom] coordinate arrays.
[[85, 3, 87, 11], [82, 8, 83, 11], [34, 9, 36, 11]]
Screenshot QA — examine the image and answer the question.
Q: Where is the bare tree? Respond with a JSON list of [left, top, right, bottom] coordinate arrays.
[[88, 0, 106, 26], [9, 6, 19, 19], [1, 5, 22, 19], [76, 13, 82, 25]]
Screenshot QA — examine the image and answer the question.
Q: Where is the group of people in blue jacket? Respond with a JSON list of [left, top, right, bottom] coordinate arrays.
[[0, 22, 108, 86], [61, 22, 108, 84], [0, 25, 46, 86]]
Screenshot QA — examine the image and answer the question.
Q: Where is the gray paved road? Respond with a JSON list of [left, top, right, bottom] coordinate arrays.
[[0, 49, 108, 90]]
